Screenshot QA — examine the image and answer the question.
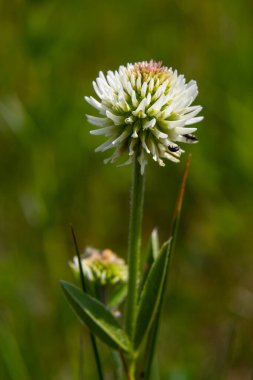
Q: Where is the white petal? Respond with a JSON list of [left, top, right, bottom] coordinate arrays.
[[131, 122, 141, 137], [136, 74, 142, 92], [160, 104, 174, 119], [141, 82, 147, 98], [112, 127, 132, 145], [185, 116, 203, 125], [174, 96, 193, 112], [146, 93, 152, 107], [125, 81, 134, 96], [117, 95, 130, 112], [129, 138, 137, 155], [125, 116, 135, 124], [146, 136, 156, 158], [137, 150, 147, 175], [131, 91, 138, 108], [147, 94, 166, 116], [158, 119, 185, 129], [85, 96, 106, 115], [117, 157, 133, 167], [132, 98, 147, 118], [143, 118, 156, 130], [180, 106, 202, 120], [176, 135, 198, 144], [106, 71, 119, 90], [86, 115, 111, 127], [90, 126, 116, 136], [97, 77, 111, 92], [152, 80, 169, 101], [104, 150, 121, 164], [120, 74, 129, 91], [106, 110, 125, 125], [153, 78, 160, 92], [148, 78, 154, 92], [175, 127, 197, 135], [163, 152, 180, 163], [152, 128, 168, 139], [95, 137, 115, 152], [130, 73, 136, 88], [140, 133, 150, 153], [157, 158, 165, 167], [99, 70, 107, 80], [93, 81, 103, 98]]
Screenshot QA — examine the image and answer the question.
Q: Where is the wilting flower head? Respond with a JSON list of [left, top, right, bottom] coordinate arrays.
[[70, 247, 128, 286], [85, 60, 203, 174]]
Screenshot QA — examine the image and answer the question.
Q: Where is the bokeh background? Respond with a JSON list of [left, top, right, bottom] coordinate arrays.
[[1, 0, 253, 379]]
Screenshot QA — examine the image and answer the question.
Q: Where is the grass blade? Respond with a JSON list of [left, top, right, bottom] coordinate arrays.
[[142, 154, 192, 379], [140, 228, 160, 292], [70, 226, 104, 380], [134, 240, 172, 350]]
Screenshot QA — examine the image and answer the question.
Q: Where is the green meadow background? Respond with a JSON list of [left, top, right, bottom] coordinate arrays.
[[1, 0, 253, 378]]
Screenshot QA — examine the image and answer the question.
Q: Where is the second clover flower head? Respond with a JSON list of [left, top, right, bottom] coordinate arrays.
[[85, 60, 203, 174], [70, 247, 128, 286]]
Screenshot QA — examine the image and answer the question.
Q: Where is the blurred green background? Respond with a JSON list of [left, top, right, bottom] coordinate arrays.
[[1, 0, 253, 378]]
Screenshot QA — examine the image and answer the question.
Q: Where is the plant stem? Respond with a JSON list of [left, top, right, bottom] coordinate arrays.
[[129, 360, 137, 380], [126, 157, 145, 340], [118, 350, 129, 379]]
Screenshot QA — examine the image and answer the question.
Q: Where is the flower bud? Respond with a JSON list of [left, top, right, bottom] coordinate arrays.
[[70, 247, 128, 286]]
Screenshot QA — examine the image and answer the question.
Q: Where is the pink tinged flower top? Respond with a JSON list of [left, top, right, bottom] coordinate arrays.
[[85, 60, 203, 174]]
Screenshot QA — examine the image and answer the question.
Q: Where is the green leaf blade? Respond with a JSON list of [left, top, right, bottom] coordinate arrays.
[[142, 155, 192, 380], [60, 280, 131, 352], [140, 228, 160, 293], [133, 239, 172, 350]]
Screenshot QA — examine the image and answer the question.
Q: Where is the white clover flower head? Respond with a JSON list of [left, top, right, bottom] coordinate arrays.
[[70, 247, 128, 286], [85, 60, 203, 174]]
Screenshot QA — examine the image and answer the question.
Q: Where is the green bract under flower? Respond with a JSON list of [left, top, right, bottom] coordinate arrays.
[[70, 247, 128, 286], [85, 60, 203, 174]]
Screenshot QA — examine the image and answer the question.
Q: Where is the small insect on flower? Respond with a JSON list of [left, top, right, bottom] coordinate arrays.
[[85, 60, 203, 174], [70, 247, 128, 286], [169, 145, 180, 153]]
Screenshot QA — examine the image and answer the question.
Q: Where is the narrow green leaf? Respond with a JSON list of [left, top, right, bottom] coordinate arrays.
[[140, 228, 160, 293], [133, 239, 172, 349], [70, 225, 104, 380], [142, 155, 192, 380], [61, 280, 131, 352]]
